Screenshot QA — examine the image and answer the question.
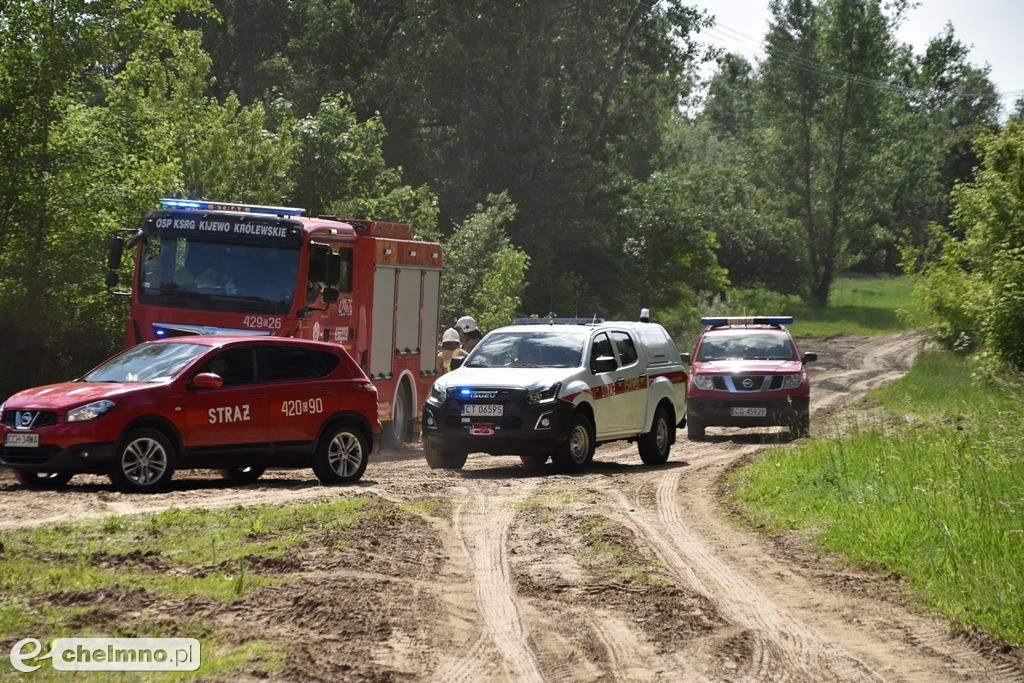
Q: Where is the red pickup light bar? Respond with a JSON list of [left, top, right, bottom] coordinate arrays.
[[700, 316, 794, 327]]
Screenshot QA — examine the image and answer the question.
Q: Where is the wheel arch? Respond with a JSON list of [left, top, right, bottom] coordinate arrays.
[[120, 415, 184, 460], [317, 411, 375, 451]]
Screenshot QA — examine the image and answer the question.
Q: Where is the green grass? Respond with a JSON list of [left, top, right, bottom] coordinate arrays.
[[727, 350, 1024, 644], [719, 274, 922, 338], [0, 497, 373, 676]]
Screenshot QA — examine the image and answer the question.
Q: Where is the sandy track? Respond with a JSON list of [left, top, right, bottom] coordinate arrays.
[[2, 331, 1022, 681]]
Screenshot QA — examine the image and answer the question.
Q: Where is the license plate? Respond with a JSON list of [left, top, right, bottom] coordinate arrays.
[[462, 404, 503, 417], [5, 433, 39, 448], [731, 407, 767, 417]]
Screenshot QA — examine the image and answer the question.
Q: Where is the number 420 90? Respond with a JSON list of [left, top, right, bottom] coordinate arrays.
[[281, 398, 323, 417]]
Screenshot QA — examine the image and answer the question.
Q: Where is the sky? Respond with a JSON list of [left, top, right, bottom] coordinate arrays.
[[688, 0, 1024, 113]]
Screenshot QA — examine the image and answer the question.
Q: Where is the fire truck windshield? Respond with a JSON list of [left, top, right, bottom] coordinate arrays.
[[138, 237, 299, 314]]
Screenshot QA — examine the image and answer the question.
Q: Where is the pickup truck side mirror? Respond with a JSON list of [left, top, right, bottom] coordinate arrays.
[[449, 356, 466, 371], [591, 356, 617, 374], [802, 352, 817, 364], [681, 352, 691, 365]]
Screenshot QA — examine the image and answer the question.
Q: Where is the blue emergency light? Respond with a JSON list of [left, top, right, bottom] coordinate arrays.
[[701, 316, 794, 327], [459, 388, 473, 397], [159, 198, 305, 217]]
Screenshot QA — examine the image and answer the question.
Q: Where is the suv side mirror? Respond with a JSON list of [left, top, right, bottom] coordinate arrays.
[[591, 356, 617, 374], [449, 356, 466, 371], [680, 352, 691, 365], [191, 372, 224, 389], [801, 352, 817, 364], [105, 271, 120, 288]]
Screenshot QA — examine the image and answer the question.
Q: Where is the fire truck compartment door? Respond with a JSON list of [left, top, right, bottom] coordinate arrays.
[[394, 268, 421, 354], [420, 270, 441, 373], [370, 267, 397, 378]]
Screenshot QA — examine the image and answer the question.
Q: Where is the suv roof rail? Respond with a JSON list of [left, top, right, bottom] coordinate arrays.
[[513, 317, 605, 325], [700, 316, 793, 329]]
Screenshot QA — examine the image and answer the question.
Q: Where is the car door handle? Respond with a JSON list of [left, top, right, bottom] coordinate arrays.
[[615, 377, 625, 383]]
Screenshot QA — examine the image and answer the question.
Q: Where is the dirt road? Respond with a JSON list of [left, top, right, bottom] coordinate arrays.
[[2, 331, 1022, 681]]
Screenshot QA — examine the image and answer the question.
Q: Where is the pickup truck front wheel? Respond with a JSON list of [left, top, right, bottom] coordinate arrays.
[[552, 413, 595, 473]]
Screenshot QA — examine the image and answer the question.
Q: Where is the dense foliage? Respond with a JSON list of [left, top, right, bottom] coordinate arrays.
[[912, 122, 1024, 370], [0, 0, 1019, 395]]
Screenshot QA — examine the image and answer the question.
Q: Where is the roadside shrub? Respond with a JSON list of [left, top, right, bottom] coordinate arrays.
[[911, 122, 1024, 369]]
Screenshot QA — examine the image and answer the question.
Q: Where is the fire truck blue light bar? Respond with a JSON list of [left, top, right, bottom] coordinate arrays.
[[700, 316, 794, 327], [160, 198, 305, 217]]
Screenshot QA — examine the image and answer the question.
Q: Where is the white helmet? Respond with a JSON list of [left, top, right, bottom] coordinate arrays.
[[455, 316, 478, 333], [442, 328, 461, 344]]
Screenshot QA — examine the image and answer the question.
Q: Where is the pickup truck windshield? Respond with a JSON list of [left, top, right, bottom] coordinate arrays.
[[138, 237, 300, 314], [467, 331, 585, 368], [697, 331, 797, 362]]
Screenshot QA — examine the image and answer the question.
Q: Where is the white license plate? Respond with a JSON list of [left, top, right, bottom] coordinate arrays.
[[731, 407, 767, 417], [5, 433, 39, 448], [462, 404, 503, 417]]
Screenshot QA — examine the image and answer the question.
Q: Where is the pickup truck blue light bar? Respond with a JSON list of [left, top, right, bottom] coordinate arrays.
[[159, 198, 305, 217], [701, 316, 794, 327], [513, 317, 605, 325]]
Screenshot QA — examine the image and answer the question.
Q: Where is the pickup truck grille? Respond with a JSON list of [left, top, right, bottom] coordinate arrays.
[[713, 375, 785, 392]]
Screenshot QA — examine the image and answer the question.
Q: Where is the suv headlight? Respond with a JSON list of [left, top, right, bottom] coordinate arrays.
[[782, 374, 803, 390], [526, 382, 561, 405], [693, 374, 714, 390], [66, 400, 116, 422]]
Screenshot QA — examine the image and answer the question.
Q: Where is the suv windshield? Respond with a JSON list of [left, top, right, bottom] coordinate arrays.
[[82, 342, 208, 383], [697, 331, 796, 361], [467, 331, 585, 368], [138, 237, 299, 314]]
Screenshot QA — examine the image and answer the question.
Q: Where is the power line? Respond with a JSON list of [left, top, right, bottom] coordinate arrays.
[[697, 20, 1023, 102]]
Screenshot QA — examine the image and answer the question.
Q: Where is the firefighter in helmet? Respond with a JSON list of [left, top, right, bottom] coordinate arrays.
[[437, 328, 468, 375], [455, 316, 483, 353]]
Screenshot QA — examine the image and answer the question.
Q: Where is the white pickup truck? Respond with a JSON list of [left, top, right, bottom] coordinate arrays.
[[421, 319, 687, 471]]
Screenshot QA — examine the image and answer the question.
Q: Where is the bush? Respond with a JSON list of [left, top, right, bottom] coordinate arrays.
[[911, 122, 1024, 369]]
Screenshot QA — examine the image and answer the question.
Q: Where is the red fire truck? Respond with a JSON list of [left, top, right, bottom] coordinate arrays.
[[106, 199, 443, 448]]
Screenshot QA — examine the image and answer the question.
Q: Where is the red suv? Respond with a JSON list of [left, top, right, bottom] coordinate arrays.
[[0, 337, 380, 492], [683, 317, 816, 440]]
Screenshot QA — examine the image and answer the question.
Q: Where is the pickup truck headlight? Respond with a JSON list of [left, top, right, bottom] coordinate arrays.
[[782, 374, 803, 390], [427, 384, 446, 405], [693, 374, 714, 390], [526, 382, 561, 405], [66, 400, 116, 422]]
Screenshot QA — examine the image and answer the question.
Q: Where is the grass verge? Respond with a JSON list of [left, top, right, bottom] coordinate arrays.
[[726, 349, 1024, 645]]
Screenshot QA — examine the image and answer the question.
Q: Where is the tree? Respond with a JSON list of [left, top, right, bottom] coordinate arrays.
[[702, 53, 757, 141], [756, 0, 897, 305], [0, 0, 210, 395], [440, 192, 529, 334]]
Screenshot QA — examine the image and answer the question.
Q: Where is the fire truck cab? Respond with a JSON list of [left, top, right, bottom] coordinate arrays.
[[106, 199, 443, 448]]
